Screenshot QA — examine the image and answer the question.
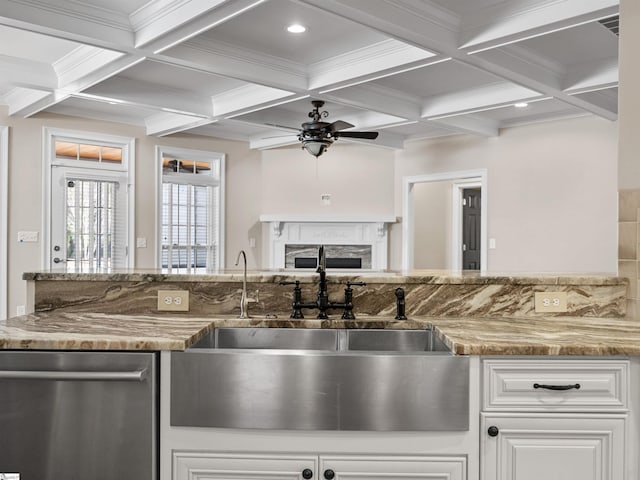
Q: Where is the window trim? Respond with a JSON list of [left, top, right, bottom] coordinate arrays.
[[155, 145, 226, 271], [0, 126, 7, 319], [42, 127, 135, 269]]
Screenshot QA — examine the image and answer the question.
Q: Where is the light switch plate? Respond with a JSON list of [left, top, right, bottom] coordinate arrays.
[[17, 231, 39, 243], [157, 290, 189, 312], [534, 291, 568, 313]]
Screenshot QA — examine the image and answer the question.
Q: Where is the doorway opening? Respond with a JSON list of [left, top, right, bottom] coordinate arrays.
[[402, 169, 487, 272]]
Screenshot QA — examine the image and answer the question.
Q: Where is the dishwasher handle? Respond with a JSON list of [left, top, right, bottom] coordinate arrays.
[[0, 369, 148, 382]]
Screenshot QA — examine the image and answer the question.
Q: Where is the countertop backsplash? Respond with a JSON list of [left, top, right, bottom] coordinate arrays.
[[24, 270, 629, 319]]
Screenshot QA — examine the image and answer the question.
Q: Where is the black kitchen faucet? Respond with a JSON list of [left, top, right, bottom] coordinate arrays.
[[280, 245, 366, 319]]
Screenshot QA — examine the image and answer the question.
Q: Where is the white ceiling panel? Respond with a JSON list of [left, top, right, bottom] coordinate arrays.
[[371, 59, 507, 98], [0, 25, 78, 63], [0, 0, 619, 150], [199, 0, 390, 64]]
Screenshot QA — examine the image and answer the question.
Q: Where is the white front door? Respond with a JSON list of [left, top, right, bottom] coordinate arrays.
[[44, 128, 134, 271], [50, 166, 128, 270]]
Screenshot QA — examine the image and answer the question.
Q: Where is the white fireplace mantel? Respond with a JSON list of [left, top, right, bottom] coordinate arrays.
[[259, 215, 397, 270]]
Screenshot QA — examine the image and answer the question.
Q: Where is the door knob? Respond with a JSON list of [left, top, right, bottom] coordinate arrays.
[[53, 257, 66, 264]]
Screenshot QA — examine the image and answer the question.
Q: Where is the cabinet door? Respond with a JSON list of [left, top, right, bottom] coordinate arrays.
[[481, 414, 626, 480], [320, 455, 466, 480], [173, 452, 318, 480]]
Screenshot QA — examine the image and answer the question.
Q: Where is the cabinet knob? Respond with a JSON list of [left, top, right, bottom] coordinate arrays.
[[324, 469, 335, 480], [302, 468, 313, 479], [488, 425, 499, 437]]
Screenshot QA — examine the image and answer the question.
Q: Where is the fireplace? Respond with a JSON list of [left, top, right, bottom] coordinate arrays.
[[260, 215, 396, 270]]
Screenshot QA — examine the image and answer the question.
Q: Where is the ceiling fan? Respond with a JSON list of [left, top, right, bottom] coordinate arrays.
[[274, 100, 379, 157]]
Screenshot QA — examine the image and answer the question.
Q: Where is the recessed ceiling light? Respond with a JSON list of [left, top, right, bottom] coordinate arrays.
[[514, 102, 529, 108], [287, 24, 306, 33]]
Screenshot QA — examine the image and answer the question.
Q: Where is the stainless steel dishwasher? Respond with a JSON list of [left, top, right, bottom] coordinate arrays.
[[0, 351, 157, 480]]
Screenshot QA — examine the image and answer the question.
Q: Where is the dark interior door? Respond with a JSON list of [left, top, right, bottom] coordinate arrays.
[[462, 188, 481, 270]]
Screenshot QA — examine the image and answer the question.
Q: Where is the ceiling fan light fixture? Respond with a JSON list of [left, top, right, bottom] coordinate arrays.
[[287, 24, 306, 33], [302, 139, 331, 157]]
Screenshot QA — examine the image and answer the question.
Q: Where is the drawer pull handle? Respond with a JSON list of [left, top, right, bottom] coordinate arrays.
[[533, 383, 581, 391]]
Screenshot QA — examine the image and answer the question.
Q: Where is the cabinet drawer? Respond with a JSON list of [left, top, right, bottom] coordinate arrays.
[[483, 359, 629, 411]]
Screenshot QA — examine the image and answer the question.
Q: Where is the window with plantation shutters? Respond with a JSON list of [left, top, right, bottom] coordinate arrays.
[[157, 147, 225, 272]]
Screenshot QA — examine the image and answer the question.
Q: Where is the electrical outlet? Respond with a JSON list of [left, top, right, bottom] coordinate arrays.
[[534, 292, 568, 313], [157, 290, 189, 312]]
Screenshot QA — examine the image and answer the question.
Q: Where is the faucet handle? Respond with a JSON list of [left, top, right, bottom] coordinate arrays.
[[341, 282, 366, 320], [395, 287, 407, 320]]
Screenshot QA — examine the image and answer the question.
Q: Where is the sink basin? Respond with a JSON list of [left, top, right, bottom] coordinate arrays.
[[173, 326, 468, 432], [191, 327, 450, 352], [347, 329, 450, 352], [215, 327, 338, 350]]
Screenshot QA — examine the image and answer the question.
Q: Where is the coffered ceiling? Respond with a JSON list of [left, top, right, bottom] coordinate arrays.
[[0, 0, 619, 151]]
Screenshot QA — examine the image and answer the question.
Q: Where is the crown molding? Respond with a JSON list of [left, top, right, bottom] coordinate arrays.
[[182, 37, 306, 80], [9, 0, 131, 31], [308, 39, 434, 90], [53, 45, 125, 86]]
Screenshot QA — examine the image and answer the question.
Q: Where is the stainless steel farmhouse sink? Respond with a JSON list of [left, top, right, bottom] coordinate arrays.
[[171, 327, 468, 431], [190, 327, 452, 352]]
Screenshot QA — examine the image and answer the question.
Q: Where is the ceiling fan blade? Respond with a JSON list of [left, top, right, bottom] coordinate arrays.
[[334, 131, 379, 139], [327, 120, 355, 131]]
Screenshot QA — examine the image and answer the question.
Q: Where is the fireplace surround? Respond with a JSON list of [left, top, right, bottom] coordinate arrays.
[[260, 215, 397, 270]]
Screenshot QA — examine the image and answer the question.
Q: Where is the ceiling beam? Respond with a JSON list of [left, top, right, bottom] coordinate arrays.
[[0, 0, 134, 50], [458, 0, 618, 52], [321, 84, 421, 121], [563, 56, 618, 92], [308, 39, 435, 91], [430, 115, 499, 137], [82, 76, 213, 117], [158, 42, 308, 92], [422, 82, 542, 118], [0, 55, 57, 90], [133, 0, 265, 52], [145, 112, 214, 136], [300, 0, 619, 122]]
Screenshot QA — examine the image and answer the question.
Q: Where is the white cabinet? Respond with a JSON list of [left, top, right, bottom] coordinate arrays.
[[481, 359, 630, 480], [173, 452, 467, 480], [173, 452, 318, 480], [482, 414, 626, 480]]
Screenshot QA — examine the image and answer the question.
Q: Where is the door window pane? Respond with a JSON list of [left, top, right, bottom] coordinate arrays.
[[66, 179, 118, 271]]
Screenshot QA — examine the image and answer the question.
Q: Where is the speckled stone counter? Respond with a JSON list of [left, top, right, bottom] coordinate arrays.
[[3, 312, 640, 355], [23, 270, 629, 318]]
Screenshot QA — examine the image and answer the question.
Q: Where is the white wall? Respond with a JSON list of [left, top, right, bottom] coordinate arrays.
[[260, 143, 395, 216], [618, 0, 640, 189], [0, 107, 620, 315], [1, 108, 261, 316], [412, 180, 453, 269], [394, 116, 618, 273]]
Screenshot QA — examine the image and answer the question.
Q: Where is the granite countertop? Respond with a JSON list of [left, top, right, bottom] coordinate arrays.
[[22, 269, 627, 286], [1, 312, 640, 355], [0, 313, 216, 350]]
